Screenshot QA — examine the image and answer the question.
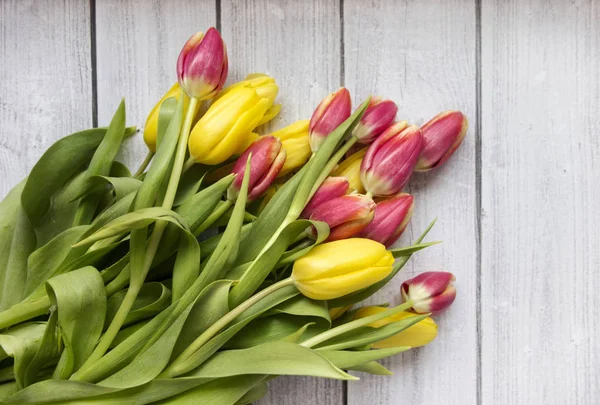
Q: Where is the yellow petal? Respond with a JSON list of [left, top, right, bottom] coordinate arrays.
[[331, 148, 366, 193], [144, 83, 189, 152]]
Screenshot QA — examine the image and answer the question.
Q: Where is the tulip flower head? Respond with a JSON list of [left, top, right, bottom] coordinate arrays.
[[143, 83, 190, 152], [309, 194, 375, 241], [360, 193, 414, 247], [352, 97, 398, 144], [188, 86, 272, 165], [217, 73, 280, 126], [271, 120, 311, 176], [415, 110, 468, 171], [300, 176, 349, 219], [309, 88, 352, 152], [361, 122, 423, 197], [401, 271, 456, 314], [331, 148, 366, 193], [354, 306, 437, 348], [228, 136, 286, 202], [329, 305, 353, 321], [177, 28, 228, 100], [291, 238, 394, 300]]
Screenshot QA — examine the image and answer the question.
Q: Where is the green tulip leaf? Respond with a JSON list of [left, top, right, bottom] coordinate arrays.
[[105, 282, 171, 329]]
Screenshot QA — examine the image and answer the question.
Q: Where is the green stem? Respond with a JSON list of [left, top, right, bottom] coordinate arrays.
[[300, 300, 413, 349], [79, 97, 200, 369], [366, 191, 374, 199], [104, 264, 130, 296], [228, 215, 294, 307], [161, 277, 295, 378], [193, 200, 233, 236], [134, 151, 155, 178], [0, 296, 51, 329], [182, 156, 196, 174]]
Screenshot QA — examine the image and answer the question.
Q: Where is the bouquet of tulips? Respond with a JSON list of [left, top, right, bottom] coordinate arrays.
[[0, 27, 466, 404]]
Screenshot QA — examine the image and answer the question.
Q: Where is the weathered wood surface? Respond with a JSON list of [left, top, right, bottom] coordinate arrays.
[[1, 0, 598, 404]]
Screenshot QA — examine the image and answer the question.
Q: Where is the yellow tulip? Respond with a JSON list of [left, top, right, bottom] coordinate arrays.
[[143, 83, 190, 152], [271, 120, 311, 176], [329, 305, 352, 321], [234, 132, 260, 156], [188, 86, 271, 165], [354, 306, 437, 348], [331, 148, 366, 193], [291, 238, 394, 300]]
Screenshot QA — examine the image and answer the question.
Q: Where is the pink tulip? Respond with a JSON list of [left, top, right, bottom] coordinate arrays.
[[310, 194, 375, 241], [360, 193, 414, 247], [352, 97, 398, 144], [177, 27, 228, 100], [309, 88, 352, 152], [228, 136, 286, 202], [401, 271, 456, 314], [415, 111, 468, 171], [361, 123, 423, 197]]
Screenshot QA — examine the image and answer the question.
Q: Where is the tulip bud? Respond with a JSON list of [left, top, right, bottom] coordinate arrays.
[[331, 148, 366, 193], [217, 73, 280, 120], [300, 176, 349, 219], [177, 28, 228, 100], [188, 86, 271, 165], [228, 136, 286, 202], [309, 88, 352, 152], [361, 122, 423, 197], [354, 306, 437, 348], [309, 194, 375, 241], [415, 111, 468, 171], [359, 193, 414, 247], [352, 98, 398, 144], [234, 132, 260, 156], [143, 83, 190, 152], [291, 238, 394, 300], [271, 120, 311, 176], [401, 271, 456, 314]]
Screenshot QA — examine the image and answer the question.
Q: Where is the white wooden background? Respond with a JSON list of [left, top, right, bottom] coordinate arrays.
[[1, 0, 599, 404]]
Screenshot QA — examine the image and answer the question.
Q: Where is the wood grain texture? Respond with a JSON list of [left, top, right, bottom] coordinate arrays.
[[0, 0, 92, 197], [218, 0, 344, 403], [343, 1, 478, 404], [481, 1, 600, 404], [95, 0, 217, 170]]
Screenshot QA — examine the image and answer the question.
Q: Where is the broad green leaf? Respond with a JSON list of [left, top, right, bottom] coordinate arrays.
[[159, 375, 267, 405], [171, 231, 201, 302], [22, 310, 60, 387], [71, 176, 142, 203], [328, 219, 437, 307], [0, 322, 47, 389], [74, 207, 188, 247], [109, 161, 132, 178], [235, 171, 303, 265], [235, 381, 267, 405], [73, 101, 128, 226], [350, 361, 393, 375], [0, 180, 27, 306], [172, 164, 207, 207], [228, 219, 329, 307], [199, 223, 252, 259], [1, 208, 36, 310], [105, 282, 171, 329], [188, 341, 355, 380], [46, 267, 107, 378], [320, 347, 409, 371], [0, 382, 18, 401], [171, 280, 232, 359], [169, 285, 299, 376], [21, 126, 134, 226], [390, 240, 441, 258], [23, 226, 89, 298]]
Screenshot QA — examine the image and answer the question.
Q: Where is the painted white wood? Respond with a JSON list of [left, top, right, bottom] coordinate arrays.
[[218, 0, 344, 403], [0, 0, 92, 197], [481, 1, 600, 404], [95, 0, 217, 170], [343, 1, 478, 404]]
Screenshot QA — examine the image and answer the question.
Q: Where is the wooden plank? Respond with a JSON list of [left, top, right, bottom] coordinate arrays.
[[0, 0, 92, 197], [95, 0, 217, 170], [481, 1, 600, 404], [343, 1, 478, 404], [218, 1, 344, 403]]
